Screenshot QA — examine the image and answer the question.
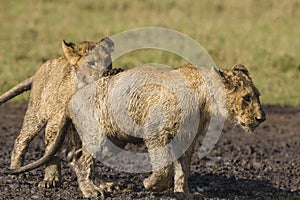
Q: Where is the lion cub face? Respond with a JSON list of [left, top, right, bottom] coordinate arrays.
[[62, 37, 114, 86], [219, 64, 266, 132]]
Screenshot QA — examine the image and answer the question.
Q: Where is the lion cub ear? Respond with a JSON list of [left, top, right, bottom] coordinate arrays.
[[232, 64, 249, 75], [62, 40, 78, 64], [211, 66, 233, 88], [99, 37, 115, 53], [211, 66, 226, 78]]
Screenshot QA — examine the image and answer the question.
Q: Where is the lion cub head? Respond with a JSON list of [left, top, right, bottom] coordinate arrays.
[[218, 64, 266, 132], [62, 37, 114, 86]]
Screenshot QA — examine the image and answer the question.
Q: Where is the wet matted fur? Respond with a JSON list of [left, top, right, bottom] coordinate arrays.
[[2, 37, 119, 192], [7, 63, 265, 198], [68, 64, 266, 196]]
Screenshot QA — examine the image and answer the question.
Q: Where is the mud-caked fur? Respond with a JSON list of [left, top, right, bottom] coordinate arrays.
[[67, 63, 266, 196], [8, 63, 265, 198], [7, 37, 120, 194]]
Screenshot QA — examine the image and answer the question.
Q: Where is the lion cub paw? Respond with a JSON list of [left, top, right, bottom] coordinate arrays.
[[79, 180, 104, 198], [79, 180, 119, 198], [38, 179, 60, 188], [80, 181, 103, 198], [38, 157, 61, 188], [97, 181, 120, 193], [143, 175, 171, 192]]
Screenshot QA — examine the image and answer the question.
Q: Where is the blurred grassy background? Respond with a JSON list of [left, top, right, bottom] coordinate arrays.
[[0, 0, 299, 105]]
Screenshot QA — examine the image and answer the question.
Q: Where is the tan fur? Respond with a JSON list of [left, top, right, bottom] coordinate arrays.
[[8, 37, 116, 192], [67, 63, 265, 196], [219, 64, 266, 132], [9, 63, 265, 198]]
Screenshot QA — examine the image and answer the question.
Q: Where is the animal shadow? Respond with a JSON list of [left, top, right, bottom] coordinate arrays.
[[189, 172, 299, 199]]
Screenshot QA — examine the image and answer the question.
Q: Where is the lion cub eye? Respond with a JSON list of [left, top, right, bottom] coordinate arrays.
[[243, 94, 252, 104], [87, 61, 97, 68]]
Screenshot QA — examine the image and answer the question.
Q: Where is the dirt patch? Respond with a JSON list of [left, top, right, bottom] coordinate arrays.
[[0, 103, 299, 199]]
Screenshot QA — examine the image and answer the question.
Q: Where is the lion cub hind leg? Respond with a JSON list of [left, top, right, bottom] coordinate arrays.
[[143, 135, 173, 192], [143, 165, 173, 192], [38, 156, 61, 188], [10, 108, 45, 170], [173, 143, 195, 193], [38, 114, 68, 188]]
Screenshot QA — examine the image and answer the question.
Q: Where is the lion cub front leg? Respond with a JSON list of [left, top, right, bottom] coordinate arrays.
[[68, 146, 99, 198], [68, 145, 119, 198]]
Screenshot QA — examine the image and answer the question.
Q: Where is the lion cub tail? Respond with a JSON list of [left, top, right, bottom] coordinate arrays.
[[0, 76, 33, 105]]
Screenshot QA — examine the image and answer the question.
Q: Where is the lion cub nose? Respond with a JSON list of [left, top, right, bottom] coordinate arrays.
[[255, 111, 266, 123]]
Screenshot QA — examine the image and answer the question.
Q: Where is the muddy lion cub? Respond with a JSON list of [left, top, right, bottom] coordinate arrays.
[[8, 63, 265, 198], [1, 37, 123, 195], [68, 64, 266, 196]]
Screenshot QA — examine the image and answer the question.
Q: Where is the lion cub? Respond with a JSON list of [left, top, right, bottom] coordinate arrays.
[[5, 37, 116, 189]]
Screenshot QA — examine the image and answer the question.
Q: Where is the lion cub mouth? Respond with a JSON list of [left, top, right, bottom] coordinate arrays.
[[240, 122, 260, 133], [238, 120, 259, 133]]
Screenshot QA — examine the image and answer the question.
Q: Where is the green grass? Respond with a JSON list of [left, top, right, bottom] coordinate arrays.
[[0, 0, 299, 105]]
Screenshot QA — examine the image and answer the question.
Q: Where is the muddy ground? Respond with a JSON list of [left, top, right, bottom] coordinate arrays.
[[0, 103, 299, 200]]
